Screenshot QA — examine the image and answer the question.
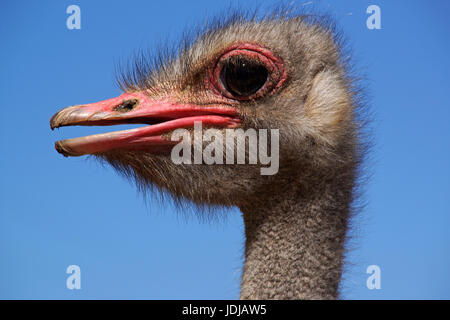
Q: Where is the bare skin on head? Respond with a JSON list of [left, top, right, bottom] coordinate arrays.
[[50, 13, 365, 299]]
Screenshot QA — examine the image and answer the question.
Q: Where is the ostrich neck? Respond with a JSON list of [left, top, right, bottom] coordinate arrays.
[[239, 178, 351, 299]]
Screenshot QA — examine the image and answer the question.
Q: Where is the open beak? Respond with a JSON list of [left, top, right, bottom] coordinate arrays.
[[50, 91, 240, 157]]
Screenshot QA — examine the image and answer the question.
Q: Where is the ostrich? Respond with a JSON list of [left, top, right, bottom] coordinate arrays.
[[50, 12, 365, 300]]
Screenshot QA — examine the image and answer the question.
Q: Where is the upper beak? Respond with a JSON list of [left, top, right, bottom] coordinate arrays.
[[50, 91, 240, 157]]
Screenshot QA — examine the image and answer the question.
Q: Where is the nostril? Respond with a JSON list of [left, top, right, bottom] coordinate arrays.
[[114, 99, 138, 112]]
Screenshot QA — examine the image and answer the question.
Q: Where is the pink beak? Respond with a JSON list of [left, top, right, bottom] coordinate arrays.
[[50, 91, 240, 157]]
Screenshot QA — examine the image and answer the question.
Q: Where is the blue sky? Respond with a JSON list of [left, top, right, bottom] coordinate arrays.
[[1, 0, 449, 299]]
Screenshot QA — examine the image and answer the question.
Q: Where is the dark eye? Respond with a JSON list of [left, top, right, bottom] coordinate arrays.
[[221, 58, 268, 97], [211, 45, 286, 101]]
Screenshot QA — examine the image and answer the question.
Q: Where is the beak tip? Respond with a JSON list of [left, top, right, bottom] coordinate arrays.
[[49, 112, 60, 130], [54, 141, 69, 157], [55, 141, 84, 157]]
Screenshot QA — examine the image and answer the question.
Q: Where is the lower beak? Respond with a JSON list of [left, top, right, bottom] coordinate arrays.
[[50, 91, 240, 157]]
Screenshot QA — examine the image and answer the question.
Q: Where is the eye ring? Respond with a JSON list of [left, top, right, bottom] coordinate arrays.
[[210, 44, 287, 101]]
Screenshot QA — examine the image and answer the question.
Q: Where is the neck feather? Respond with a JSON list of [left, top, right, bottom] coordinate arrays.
[[239, 175, 353, 299]]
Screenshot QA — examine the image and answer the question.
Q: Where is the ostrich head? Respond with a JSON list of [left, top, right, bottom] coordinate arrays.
[[51, 14, 358, 209], [50, 12, 363, 299]]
